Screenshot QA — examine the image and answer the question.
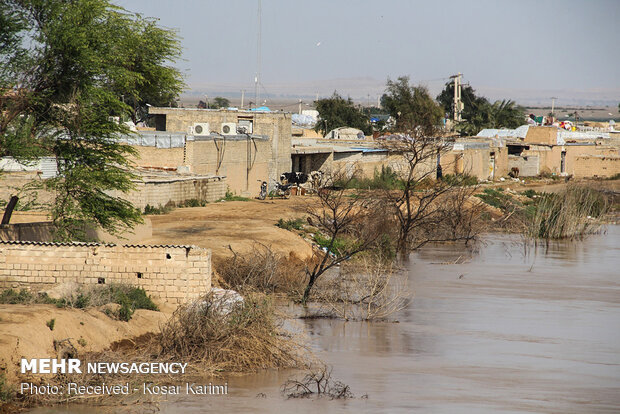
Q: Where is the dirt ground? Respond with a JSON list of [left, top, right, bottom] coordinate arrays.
[[138, 197, 316, 262], [0, 303, 175, 382]]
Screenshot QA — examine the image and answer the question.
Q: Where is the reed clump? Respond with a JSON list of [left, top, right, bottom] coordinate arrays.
[[526, 185, 608, 240]]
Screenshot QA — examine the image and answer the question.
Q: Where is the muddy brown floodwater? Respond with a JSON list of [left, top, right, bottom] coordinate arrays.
[[29, 226, 620, 413]]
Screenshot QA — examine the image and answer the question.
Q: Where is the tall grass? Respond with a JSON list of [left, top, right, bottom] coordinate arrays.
[[526, 186, 608, 240]]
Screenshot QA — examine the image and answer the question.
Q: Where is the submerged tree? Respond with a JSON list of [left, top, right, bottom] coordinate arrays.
[[0, 0, 184, 240], [302, 172, 388, 304], [380, 77, 484, 254]]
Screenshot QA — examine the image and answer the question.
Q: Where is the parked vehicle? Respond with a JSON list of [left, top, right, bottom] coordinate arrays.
[[271, 180, 291, 199], [258, 180, 267, 200]]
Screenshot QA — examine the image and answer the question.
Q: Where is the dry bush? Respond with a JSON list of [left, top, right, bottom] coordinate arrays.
[[215, 243, 306, 296], [282, 365, 353, 399], [312, 254, 411, 321], [159, 292, 305, 372]]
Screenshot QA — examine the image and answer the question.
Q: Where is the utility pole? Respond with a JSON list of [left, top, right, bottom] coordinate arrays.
[[241, 90, 245, 109], [255, 0, 262, 105], [298, 99, 302, 114], [449, 72, 463, 122], [550, 96, 557, 117]]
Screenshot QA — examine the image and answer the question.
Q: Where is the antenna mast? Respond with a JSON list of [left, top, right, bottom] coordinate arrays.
[[255, 0, 262, 105]]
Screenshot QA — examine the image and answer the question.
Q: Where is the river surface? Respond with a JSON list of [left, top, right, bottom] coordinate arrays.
[[30, 227, 620, 413]]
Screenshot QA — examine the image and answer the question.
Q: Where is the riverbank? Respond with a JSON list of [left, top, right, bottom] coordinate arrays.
[[2, 178, 619, 412]]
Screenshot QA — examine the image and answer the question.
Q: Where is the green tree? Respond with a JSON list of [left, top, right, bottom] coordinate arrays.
[[436, 81, 524, 135], [314, 92, 371, 136], [381, 76, 443, 134], [212, 97, 230, 109], [0, 0, 184, 240]]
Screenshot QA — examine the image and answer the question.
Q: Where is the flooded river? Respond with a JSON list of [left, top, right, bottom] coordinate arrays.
[[30, 227, 620, 413]]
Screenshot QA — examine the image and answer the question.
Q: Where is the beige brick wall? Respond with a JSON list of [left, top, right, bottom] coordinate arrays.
[[148, 108, 292, 195], [0, 242, 212, 304], [109, 177, 227, 210], [130, 146, 185, 169], [572, 156, 620, 178]]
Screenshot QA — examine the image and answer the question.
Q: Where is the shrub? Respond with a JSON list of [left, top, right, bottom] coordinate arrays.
[[0, 373, 14, 402], [335, 166, 403, 190], [144, 204, 173, 215], [159, 293, 303, 371], [220, 189, 251, 202], [216, 244, 305, 295], [46, 318, 55, 331], [441, 174, 478, 187], [276, 218, 305, 231]]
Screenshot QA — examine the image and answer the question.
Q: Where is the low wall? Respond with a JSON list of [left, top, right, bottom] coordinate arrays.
[[0, 241, 211, 304], [112, 176, 228, 210]]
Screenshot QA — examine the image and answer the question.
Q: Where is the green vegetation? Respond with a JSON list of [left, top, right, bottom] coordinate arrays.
[[437, 82, 524, 135], [313, 234, 357, 256], [1, 0, 184, 241], [527, 186, 608, 240], [144, 204, 174, 215], [180, 198, 208, 207], [0, 373, 14, 402], [475, 188, 512, 209], [46, 318, 55, 331], [78, 338, 87, 347], [0, 288, 63, 306], [0, 285, 158, 322], [382, 76, 444, 134], [219, 190, 251, 202], [103, 285, 159, 321], [441, 174, 478, 187], [276, 218, 305, 231], [314, 92, 371, 136], [337, 166, 403, 190]]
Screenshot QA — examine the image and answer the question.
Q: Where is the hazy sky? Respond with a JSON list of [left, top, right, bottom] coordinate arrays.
[[116, 0, 619, 105]]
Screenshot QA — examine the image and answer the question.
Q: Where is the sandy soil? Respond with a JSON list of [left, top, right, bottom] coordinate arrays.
[[0, 303, 174, 382], [138, 197, 315, 262]]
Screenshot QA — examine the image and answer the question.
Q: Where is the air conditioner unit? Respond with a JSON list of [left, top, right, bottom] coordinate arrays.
[[190, 123, 210, 136], [238, 119, 253, 134], [221, 122, 237, 135]]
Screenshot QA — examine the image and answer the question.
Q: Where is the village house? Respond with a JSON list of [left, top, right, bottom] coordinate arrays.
[[144, 107, 292, 195]]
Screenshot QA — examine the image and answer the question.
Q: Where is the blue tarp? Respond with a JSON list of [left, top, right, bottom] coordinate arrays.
[[250, 106, 271, 112]]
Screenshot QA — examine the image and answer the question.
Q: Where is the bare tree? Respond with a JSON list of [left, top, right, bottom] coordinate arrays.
[[302, 172, 386, 304], [314, 253, 411, 320]]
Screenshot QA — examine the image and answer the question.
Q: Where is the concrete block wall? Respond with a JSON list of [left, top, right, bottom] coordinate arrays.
[[131, 146, 185, 169], [112, 177, 227, 210], [0, 242, 211, 304], [147, 108, 292, 194]]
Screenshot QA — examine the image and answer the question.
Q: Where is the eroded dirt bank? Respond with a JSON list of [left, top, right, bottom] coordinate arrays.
[[0, 304, 173, 383]]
